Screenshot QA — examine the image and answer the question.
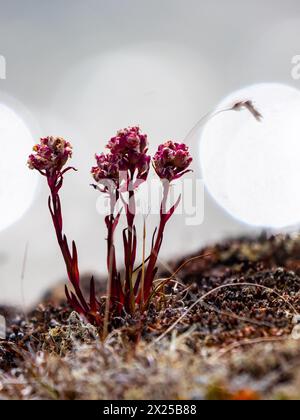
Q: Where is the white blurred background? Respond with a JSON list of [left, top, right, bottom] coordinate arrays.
[[1, 0, 300, 306]]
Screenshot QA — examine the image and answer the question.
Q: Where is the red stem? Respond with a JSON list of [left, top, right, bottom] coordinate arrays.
[[47, 173, 89, 314], [106, 194, 119, 305], [124, 175, 137, 313], [142, 182, 170, 302]]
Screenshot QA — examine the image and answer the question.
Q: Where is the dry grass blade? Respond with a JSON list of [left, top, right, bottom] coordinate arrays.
[[208, 336, 291, 363], [152, 282, 299, 345], [199, 300, 276, 329], [184, 98, 262, 143], [231, 100, 263, 121], [144, 253, 212, 308]]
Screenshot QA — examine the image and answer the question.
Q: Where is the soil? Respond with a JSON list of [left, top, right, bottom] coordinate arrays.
[[1, 233, 300, 400]]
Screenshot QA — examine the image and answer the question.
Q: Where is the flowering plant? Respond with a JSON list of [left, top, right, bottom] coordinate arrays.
[[28, 128, 192, 333], [28, 137, 98, 324]]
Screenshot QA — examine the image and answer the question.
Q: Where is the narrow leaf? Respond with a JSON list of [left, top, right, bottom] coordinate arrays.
[[89, 276, 97, 313], [134, 269, 142, 295], [112, 210, 122, 234], [131, 225, 137, 268], [164, 194, 181, 223]]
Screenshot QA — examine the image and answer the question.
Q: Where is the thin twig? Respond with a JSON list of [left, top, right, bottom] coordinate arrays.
[[152, 283, 299, 345], [20, 242, 29, 323], [208, 336, 291, 364], [147, 253, 213, 303], [140, 218, 146, 305], [184, 100, 262, 144]]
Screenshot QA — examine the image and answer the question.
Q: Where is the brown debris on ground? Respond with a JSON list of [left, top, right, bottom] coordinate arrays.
[[1, 234, 300, 400]]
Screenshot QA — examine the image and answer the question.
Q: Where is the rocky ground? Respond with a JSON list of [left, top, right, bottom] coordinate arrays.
[[1, 233, 300, 400]]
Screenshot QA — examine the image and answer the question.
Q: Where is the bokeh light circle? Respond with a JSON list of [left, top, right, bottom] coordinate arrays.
[[200, 83, 300, 228], [0, 103, 38, 231]]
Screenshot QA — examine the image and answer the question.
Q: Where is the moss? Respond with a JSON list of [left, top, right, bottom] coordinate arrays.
[[2, 234, 300, 400]]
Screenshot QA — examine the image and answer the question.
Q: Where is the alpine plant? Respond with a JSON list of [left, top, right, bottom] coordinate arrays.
[[28, 128, 192, 330]]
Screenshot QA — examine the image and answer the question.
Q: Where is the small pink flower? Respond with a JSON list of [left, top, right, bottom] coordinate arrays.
[[153, 141, 192, 181], [107, 126, 148, 155], [94, 127, 151, 185], [91, 153, 121, 186], [28, 136, 72, 174], [135, 153, 151, 181]]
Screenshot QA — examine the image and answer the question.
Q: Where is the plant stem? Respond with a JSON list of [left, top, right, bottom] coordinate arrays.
[[142, 182, 170, 303], [47, 174, 88, 314], [103, 195, 117, 339], [140, 218, 146, 306], [124, 178, 136, 313]]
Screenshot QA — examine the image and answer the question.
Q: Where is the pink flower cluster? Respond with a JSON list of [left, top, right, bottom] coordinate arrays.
[[92, 126, 151, 186], [153, 141, 193, 181], [107, 126, 148, 155], [91, 153, 121, 186], [92, 129, 193, 189], [28, 136, 72, 174]]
